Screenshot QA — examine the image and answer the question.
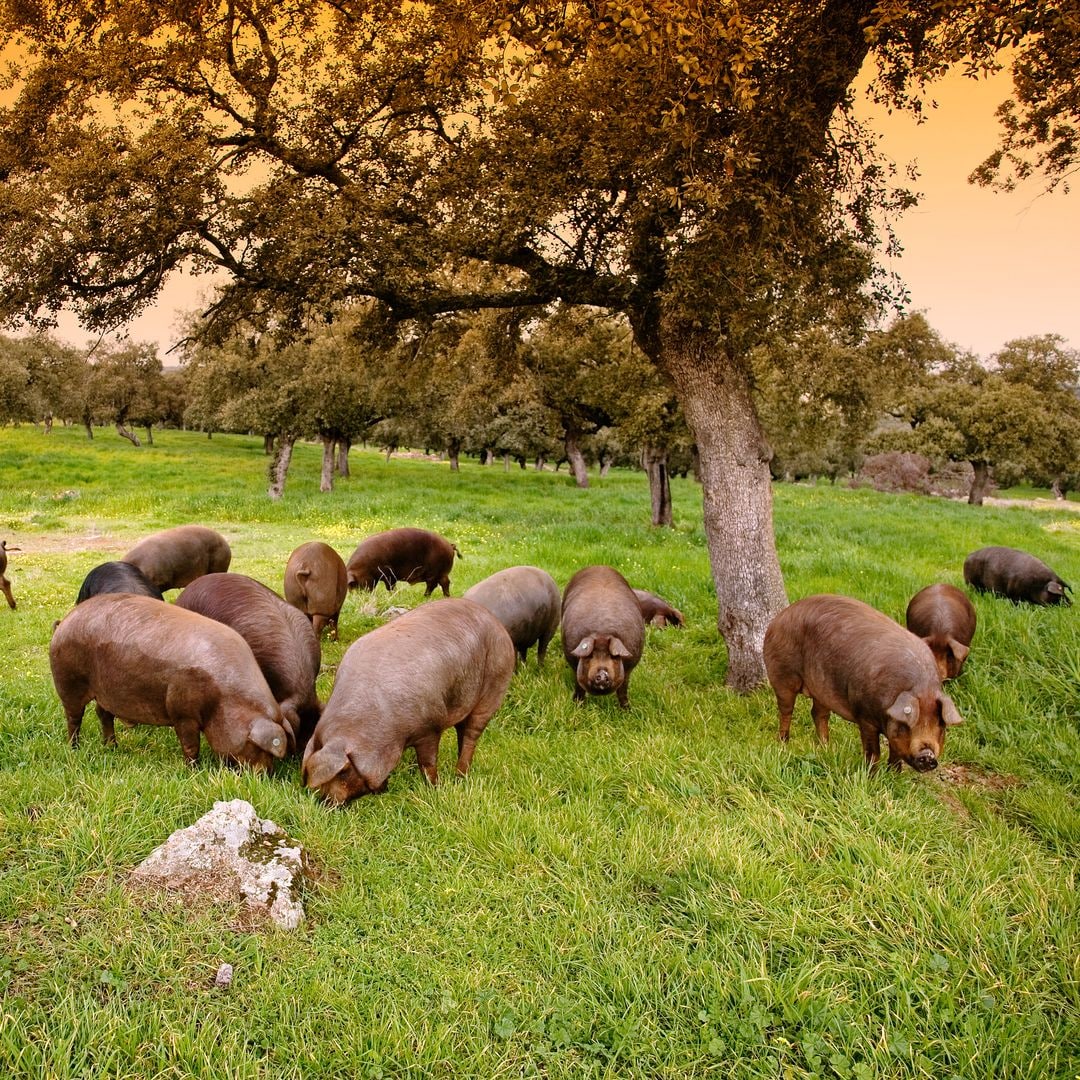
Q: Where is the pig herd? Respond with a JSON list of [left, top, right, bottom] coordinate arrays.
[[35, 523, 1072, 804]]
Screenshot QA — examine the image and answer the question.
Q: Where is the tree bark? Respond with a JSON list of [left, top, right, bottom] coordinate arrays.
[[115, 422, 141, 446], [535, 454, 546, 471], [483, 449, 494, 466], [144, 424, 154, 445], [44, 413, 53, 434], [336, 438, 351, 477], [968, 460, 992, 505], [268, 435, 295, 500], [503, 452, 510, 471], [564, 429, 589, 488], [320, 435, 336, 492], [83, 416, 94, 439], [263, 432, 275, 454], [658, 325, 788, 690], [642, 445, 673, 527], [448, 439, 461, 471], [1052, 477, 1067, 500]]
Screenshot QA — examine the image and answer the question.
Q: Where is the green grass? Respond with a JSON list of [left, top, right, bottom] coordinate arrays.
[[0, 424, 1078, 1079]]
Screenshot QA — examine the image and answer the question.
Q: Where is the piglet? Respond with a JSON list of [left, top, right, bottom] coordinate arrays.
[[763, 594, 963, 771], [302, 598, 515, 805], [346, 527, 458, 596], [905, 583, 975, 680], [561, 566, 645, 708], [463, 565, 562, 665], [963, 546, 1071, 606], [50, 594, 291, 769], [123, 525, 231, 593], [284, 541, 349, 640]]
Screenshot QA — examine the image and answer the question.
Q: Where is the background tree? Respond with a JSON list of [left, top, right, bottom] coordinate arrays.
[[0, 337, 33, 425], [0, 2, 1071, 686]]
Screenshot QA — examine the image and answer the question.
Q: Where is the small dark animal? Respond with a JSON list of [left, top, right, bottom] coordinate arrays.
[[633, 588, 685, 628], [76, 561, 165, 605], [284, 541, 349, 640], [905, 583, 976, 680], [561, 565, 646, 708], [123, 525, 232, 592], [963, 546, 1072, 606], [463, 565, 562, 665], [763, 594, 963, 771], [302, 598, 515, 805], [176, 573, 322, 750], [50, 594, 291, 769], [0, 539, 19, 610], [346, 527, 459, 597]]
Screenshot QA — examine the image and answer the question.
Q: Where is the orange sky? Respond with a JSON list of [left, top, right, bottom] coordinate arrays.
[[37, 67, 1079, 363]]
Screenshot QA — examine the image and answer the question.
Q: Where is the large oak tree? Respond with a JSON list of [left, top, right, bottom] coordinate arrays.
[[0, 2, 1070, 687]]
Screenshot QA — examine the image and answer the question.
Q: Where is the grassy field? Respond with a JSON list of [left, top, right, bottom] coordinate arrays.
[[0, 424, 1077, 1080]]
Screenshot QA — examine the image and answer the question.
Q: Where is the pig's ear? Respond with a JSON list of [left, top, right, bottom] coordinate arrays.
[[303, 745, 350, 789], [571, 636, 596, 658], [947, 638, 970, 667], [249, 718, 288, 758], [886, 691, 919, 726], [939, 695, 964, 727], [609, 637, 632, 658]]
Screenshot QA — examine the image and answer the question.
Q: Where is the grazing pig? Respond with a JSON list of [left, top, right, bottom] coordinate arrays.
[[561, 565, 645, 708], [76, 561, 165, 604], [633, 588, 685, 628], [963, 546, 1072, 606], [346, 527, 458, 597], [284, 541, 348, 640], [763, 594, 963, 771], [0, 539, 18, 610], [122, 525, 232, 593], [302, 598, 515, 805], [49, 593, 291, 769], [176, 573, 322, 750], [905, 583, 976, 680], [463, 565, 562, 665]]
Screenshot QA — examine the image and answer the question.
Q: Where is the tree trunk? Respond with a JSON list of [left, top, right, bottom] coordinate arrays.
[[336, 438, 351, 477], [535, 454, 546, 471], [483, 449, 495, 466], [264, 432, 274, 454], [320, 436, 335, 492], [968, 460, 992, 505], [44, 413, 53, 434], [502, 452, 510, 471], [448, 440, 461, 472], [599, 453, 612, 478], [83, 416, 94, 440], [115, 422, 141, 446], [268, 435, 295, 500], [1052, 477, 1066, 500], [658, 325, 788, 690], [384, 445, 395, 462], [144, 424, 154, 445], [564, 429, 589, 488], [642, 445, 673, 527]]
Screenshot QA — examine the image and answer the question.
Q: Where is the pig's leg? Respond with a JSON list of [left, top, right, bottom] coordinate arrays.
[[858, 724, 881, 769], [173, 719, 202, 765], [774, 687, 797, 743], [810, 699, 831, 744], [885, 743, 904, 771], [454, 714, 492, 777], [0, 575, 15, 609], [95, 704, 117, 747], [311, 614, 327, 638], [536, 632, 552, 666], [64, 703, 87, 747], [414, 732, 441, 786], [616, 681, 630, 710], [438, 575, 451, 597]]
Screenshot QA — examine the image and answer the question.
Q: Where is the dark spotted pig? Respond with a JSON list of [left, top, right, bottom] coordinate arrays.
[[76, 561, 165, 604], [561, 566, 645, 708], [50, 593, 291, 769], [123, 525, 232, 593], [302, 598, 515, 805], [905, 583, 975, 680], [963, 546, 1072, 606], [0, 539, 18, 610], [633, 588, 685, 628], [284, 541, 348, 640], [346, 527, 458, 597], [176, 573, 322, 751], [764, 594, 963, 771], [463, 565, 561, 665]]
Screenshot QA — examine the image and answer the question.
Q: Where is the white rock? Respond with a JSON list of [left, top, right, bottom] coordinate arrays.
[[130, 799, 305, 930]]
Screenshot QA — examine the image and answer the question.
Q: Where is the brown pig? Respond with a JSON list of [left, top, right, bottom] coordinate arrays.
[[176, 572, 322, 751], [346, 527, 458, 597], [763, 594, 963, 771], [561, 566, 645, 708], [905, 583, 976, 680], [76, 560, 164, 604], [123, 525, 232, 592], [463, 565, 562, 665], [284, 541, 348, 640], [0, 539, 19, 610], [633, 588, 685, 628], [302, 598, 515, 805], [49, 593, 291, 769], [963, 546, 1072, 606]]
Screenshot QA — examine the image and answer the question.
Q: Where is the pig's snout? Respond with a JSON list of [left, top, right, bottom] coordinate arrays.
[[591, 668, 612, 690], [912, 748, 939, 772]]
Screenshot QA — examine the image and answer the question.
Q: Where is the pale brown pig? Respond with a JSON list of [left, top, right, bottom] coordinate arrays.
[[0, 539, 18, 610], [302, 598, 515, 805], [176, 572, 322, 751], [346, 527, 458, 596], [123, 525, 231, 592], [633, 588, 685, 628], [463, 565, 561, 665], [50, 594, 291, 769], [284, 541, 348, 640], [561, 566, 645, 708], [764, 594, 963, 771], [905, 583, 976, 680], [963, 546, 1072, 606]]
